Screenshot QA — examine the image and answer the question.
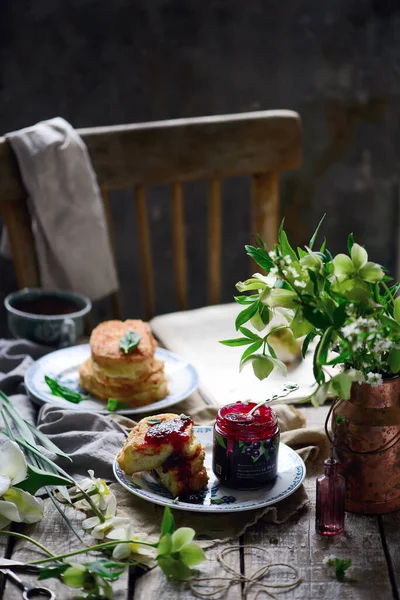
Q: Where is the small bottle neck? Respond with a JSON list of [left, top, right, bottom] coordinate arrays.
[[324, 458, 339, 476]]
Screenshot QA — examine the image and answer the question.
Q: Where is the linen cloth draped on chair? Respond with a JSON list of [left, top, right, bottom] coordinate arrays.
[[0, 110, 302, 321]]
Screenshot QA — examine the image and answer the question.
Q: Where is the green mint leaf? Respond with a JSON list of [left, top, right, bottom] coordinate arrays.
[[215, 432, 227, 449], [107, 398, 129, 412], [147, 417, 162, 425], [44, 376, 84, 404], [336, 416, 345, 425], [333, 558, 352, 581], [269, 537, 279, 544], [119, 331, 141, 354]]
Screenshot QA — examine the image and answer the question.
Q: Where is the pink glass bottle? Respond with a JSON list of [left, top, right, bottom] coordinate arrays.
[[315, 458, 345, 536]]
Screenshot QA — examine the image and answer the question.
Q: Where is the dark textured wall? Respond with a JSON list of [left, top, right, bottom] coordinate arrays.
[[1, 0, 399, 330]]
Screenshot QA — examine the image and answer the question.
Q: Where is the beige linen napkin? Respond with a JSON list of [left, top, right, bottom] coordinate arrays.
[[109, 397, 330, 547], [2, 117, 118, 300]]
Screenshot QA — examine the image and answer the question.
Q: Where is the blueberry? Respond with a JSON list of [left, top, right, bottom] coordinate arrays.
[[243, 441, 252, 447], [252, 441, 261, 449], [246, 447, 252, 455], [269, 446, 275, 456], [264, 439, 272, 447], [252, 449, 260, 458]]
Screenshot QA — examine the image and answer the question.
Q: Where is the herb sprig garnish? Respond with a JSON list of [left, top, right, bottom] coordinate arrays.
[[45, 376, 86, 404], [107, 398, 129, 412], [119, 331, 141, 354]]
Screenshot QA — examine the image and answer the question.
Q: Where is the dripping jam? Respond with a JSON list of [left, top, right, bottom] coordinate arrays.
[[212, 401, 280, 490]]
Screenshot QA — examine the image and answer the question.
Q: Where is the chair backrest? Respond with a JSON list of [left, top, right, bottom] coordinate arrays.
[[0, 110, 301, 319]]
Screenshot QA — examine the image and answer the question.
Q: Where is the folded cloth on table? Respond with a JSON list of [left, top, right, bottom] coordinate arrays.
[[1, 117, 118, 301], [150, 303, 327, 406], [0, 338, 330, 546]]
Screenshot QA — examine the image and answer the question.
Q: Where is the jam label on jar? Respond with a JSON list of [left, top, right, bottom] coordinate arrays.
[[213, 432, 280, 488]]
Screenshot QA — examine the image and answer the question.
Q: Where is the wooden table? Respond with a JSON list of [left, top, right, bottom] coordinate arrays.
[[1, 404, 399, 600]]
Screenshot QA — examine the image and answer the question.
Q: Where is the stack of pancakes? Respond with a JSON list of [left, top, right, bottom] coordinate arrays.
[[117, 413, 208, 497], [79, 320, 169, 407]]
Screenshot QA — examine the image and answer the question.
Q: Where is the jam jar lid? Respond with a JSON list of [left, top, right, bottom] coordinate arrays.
[[215, 401, 278, 440]]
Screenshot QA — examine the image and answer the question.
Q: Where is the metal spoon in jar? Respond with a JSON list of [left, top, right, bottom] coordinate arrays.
[[248, 382, 299, 416]]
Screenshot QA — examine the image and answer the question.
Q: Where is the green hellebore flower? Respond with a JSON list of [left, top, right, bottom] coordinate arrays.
[[290, 307, 313, 338], [157, 527, 206, 581], [263, 288, 299, 310], [332, 243, 384, 284], [299, 249, 324, 273], [62, 563, 87, 588]]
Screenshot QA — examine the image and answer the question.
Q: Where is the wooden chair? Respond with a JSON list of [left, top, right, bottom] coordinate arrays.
[[0, 110, 302, 320]]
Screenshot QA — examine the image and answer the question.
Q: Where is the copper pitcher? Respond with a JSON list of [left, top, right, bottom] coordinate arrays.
[[332, 376, 400, 514]]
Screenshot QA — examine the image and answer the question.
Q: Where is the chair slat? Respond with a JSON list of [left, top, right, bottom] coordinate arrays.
[[1, 199, 40, 288], [171, 182, 188, 310], [135, 185, 155, 319], [101, 187, 123, 320], [208, 178, 222, 305], [251, 172, 279, 250]]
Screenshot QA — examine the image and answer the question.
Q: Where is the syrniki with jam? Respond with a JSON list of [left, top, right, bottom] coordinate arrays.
[[117, 413, 208, 497]]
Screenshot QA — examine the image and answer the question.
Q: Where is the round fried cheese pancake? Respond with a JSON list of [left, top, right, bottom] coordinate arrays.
[[91, 320, 157, 376], [154, 465, 209, 497], [117, 413, 201, 474], [78, 358, 169, 406], [92, 358, 165, 389]]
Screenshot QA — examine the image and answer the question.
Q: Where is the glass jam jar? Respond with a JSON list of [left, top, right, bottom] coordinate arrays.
[[212, 401, 280, 489]]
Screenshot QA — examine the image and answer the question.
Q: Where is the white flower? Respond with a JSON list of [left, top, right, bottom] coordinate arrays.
[[288, 266, 298, 278], [107, 523, 154, 562], [323, 555, 337, 567], [71, 470, 112, 511], [269, 266, 278, 276], [373, 339, 391, 353], [82, 493, 130, 539], [294, 280, 307, 289], [283, 255, 292, 265], [0, 441, 43, 529], [366, 372, 383, 387], [268, 250, 277, 261]]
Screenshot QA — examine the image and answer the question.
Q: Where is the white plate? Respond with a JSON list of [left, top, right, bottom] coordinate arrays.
[[113, 426, 306, 512], [25, 344, 199, 416]]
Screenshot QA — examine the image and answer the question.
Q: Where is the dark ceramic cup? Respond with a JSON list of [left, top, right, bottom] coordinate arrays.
[[4, 288, 92, 347]]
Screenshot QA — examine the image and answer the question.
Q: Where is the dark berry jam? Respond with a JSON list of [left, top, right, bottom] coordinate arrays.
[[212, 401, 280, 490], [144, 416, 193, 453]]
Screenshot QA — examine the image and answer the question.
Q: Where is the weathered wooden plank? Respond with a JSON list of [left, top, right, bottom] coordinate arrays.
[[101, 186, 123, 320], [133, 542, 242, 600], [251, 172, 279, 250], [0, 111, 301, 199], [5, 499, 128, 600], [208, 178, 222, 305], [243, 404, 393, 599], [135, 185, 155, 320], [381, 511, 400, 598], [0, 199, 40, 289], [171, 182, 188, 310]]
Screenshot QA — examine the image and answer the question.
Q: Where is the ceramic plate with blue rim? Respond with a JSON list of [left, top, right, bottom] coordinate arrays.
[[113, 426, 306, 513], [24, 344, 199, 416]]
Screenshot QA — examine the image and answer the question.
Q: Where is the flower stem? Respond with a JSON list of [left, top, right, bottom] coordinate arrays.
[[0, 531, 56, 558], [28, 540, 157, 565]]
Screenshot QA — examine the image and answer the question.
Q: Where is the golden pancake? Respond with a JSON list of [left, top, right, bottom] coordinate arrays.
[[91, 358, 165, 388], [78, 358, 169, 406], [91, 320, 157, 372], [154, 465, 209, 497]]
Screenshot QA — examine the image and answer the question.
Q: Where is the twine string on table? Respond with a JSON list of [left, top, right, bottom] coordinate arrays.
[[189, 545, 302, 599]]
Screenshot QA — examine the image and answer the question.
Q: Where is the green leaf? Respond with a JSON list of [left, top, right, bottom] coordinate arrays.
[[233, 294, 259, 305], [160, 507, 175, 537], [347, 233, 354, 254], [179, 543, 206, 567], [381, 315, 400, 334], [15, 464, 72, 495], [157, 556, 192, 581], [245, 245, 274, 271], [332, 303, 347, 328], [301, 331, 316, 358], [107, 398, 129, 412], [290, 307, 313, 339], [215, 432, 227, 449], [240, 339, 263, 362], [319, 238, 327, 253], [266, 341, 278, 359], [119, 331, 141, 354], [219, 337, 254, 347], [252, 355, 275, 380], [394, 296, 400, 324], [308, 214, 326, 250], [44, 376, 84, 404], [297, 247, 307, 259], [329, 370, 364, 399], [333, 558, 352, 582], [302, 306, 330, 330], [26, 423, 72, 462], [235, 302, 259, 330], [313, 327, 333, 384], [388, 348, 400, 373], [171, 527, 195, 552], [326, 350, 352, 366], [157, 533, 172, 556], [239, 326, 260, 340], [38, 563, 69, 581], [236, 278, 267, 292], [278, 219, 298, 261]]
